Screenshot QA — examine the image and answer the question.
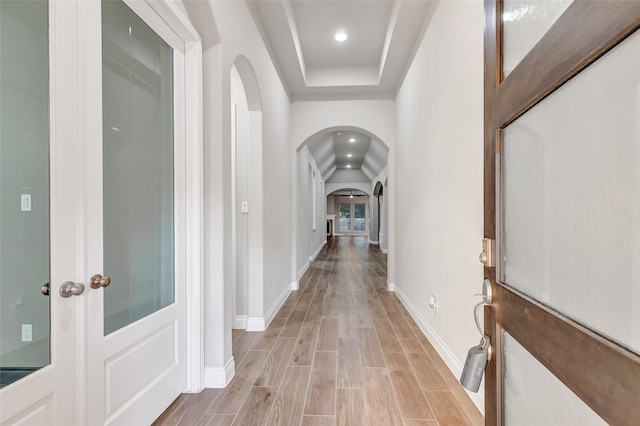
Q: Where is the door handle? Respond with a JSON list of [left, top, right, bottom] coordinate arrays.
[[42, 282, 50, 296], [90, 274, 111, 289], [59, 281, 85, 298]]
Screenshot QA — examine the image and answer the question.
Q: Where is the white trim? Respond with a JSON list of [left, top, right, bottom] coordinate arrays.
[[264, 283, 293, 326], [246, 317, 265, 332], [381, 248, 389, 254], [387, 281, 396, 292], [394, 285, 485, 413], [291, 280, 300, 291], [233, 315, 248, 330], [297, 261, 310, 281], [309, 240, 326, 262], [245, 281, 293, 331], [204, 357, 235, 388], [369, 240, 379, 245]]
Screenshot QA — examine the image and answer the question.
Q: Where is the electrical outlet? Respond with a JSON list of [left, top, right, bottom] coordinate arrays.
[[22, 324, 32, 342], [21, 194, 32, 212]]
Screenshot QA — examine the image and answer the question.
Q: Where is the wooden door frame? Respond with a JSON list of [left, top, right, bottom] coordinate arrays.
[[483, 1, 640, 424]]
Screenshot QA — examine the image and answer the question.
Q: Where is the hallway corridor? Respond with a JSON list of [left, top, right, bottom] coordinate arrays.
[[154, 237, 483, 425]]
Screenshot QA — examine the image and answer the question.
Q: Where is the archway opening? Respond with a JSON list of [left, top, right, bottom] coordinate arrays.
[[294, 126, 389, 285], [230, 57, 263, 332]]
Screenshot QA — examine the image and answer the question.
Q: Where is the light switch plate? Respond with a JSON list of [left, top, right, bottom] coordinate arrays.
[[241, 201, 249, 213]]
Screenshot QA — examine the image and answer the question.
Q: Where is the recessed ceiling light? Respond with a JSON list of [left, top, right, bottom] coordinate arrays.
[[336, 132, 342, 136], [347, 154, 353, 157], [349, 138, 355, 143], [346, 165, 351, 168], [335, 32, 348, 42]]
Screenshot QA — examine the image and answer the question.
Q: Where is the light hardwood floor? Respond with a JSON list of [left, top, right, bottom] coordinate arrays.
[[153, 237, 484, 426]]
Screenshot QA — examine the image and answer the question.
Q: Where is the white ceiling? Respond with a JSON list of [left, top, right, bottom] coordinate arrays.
[[247, 0, 435, 186]]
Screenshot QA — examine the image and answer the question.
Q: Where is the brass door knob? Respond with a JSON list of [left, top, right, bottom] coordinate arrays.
[[90, 274, 111, 289]]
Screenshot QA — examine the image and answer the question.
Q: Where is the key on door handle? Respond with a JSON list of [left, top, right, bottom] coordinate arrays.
[[60, 281, 85, 298], [90, 274, 111, 289]]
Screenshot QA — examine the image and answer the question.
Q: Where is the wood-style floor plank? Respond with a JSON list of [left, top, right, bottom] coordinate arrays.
[[301, 416, 335, 426], [207, 350, 270, 415], [255, 337, 296, 387], [337, 337, 363, 388], [153, 237, 483, 426], [196, 414, 236, 425], [336, 387, 366, 426], [266, 366, 311, 426], [281, 310, 307, 338], [251, 317, 287, 351], [363, 368, 404, 426], [373, 317, 403, 353], [231, 387, 277, 426], [357, 327, 385, 368], [400, 339, 449, 391], [317, 318, 339, 351], [425, 390, 470, 426], [383, 351, 435, 420], [303, 351, 337, 416]]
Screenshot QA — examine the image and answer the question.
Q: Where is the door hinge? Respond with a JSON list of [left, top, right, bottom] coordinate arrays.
[[479, 238, 495, 267]]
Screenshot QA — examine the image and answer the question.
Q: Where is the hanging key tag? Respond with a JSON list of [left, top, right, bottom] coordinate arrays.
[[460, 336, 490, 393]]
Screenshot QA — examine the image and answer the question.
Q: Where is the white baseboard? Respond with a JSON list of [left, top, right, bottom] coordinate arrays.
[[369, 240, 379, 245], [381, 248, 388, 254], [291, 280, 299, 291], [204, 356, 235, 388], [309, 240, 326, 262], [244, 281, 292, 332], [395, 285, 485, 414], [263, 282, 293, 328], [297, 261, 310, 281], [233, 315, 247, 330], [246, 317, 265, 332], [387, 281, 396, 292]]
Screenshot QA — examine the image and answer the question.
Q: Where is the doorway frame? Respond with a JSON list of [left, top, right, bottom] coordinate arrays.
[[483, 1, 640, 423]]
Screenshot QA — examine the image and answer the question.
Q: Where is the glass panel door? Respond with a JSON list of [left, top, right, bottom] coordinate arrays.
[[502, 331, 606, 425], [354, 203, 366, 231], [0, 0, 50, 387], [101, 0, 174, 335], [501, 28, 640, 355], [338, 203, 351, 231]]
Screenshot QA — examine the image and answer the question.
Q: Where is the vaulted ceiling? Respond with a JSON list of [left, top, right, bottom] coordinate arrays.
[[247, 0, 436, 184]]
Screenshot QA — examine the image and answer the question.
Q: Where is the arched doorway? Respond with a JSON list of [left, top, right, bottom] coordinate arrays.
[[230, 57, 264, 331]]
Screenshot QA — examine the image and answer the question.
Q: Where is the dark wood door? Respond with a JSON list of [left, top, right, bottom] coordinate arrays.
[[484, 1, 640, 424]]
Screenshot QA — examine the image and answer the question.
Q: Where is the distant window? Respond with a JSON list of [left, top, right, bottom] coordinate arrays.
[[337, 201, 367, 233], [354, 204, 366, 231], [338, 203, 351, 231]]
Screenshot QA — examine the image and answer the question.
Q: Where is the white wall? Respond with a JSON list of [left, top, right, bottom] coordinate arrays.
[[296, 145, 326, 279], [394, 0, 485, 410], [185, 1, 291, 387]]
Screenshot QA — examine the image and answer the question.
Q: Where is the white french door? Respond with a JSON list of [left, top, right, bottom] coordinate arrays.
[[0, 1, 202, 424]]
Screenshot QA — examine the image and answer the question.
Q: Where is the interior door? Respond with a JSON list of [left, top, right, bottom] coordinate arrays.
[[2, 1, 201, 424], [484, 1, 640, 424], [0, 1, 80, 424], [84, 1, 196, 424]]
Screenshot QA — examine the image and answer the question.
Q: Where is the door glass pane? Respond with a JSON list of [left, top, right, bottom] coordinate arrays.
[[502, 330, 606, 425], [354, 203, 366, 231], [102, 0, 174, 335], [338, 203, 351, 231], [501, 29, 640, 354], [0, 0, 50, 386], [502, 0, 573, 77]]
